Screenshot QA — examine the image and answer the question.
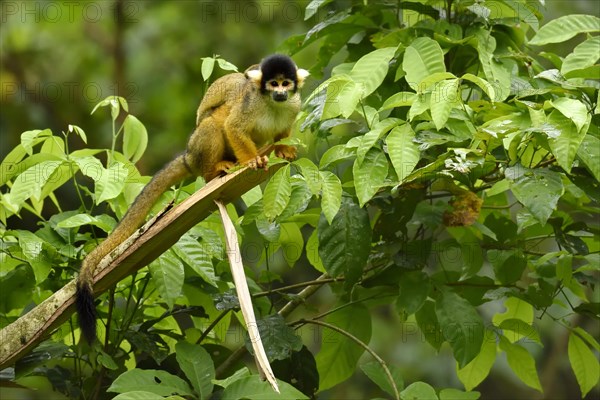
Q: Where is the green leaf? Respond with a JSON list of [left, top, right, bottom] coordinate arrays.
[[569, 332, 600, 397], [507, 167, 564, 225], [20, 129, 52, 155], [201, 57, 216, 81], [386, 123, 420, 183], [577, 131, 600, 181], [353, 147, 388, 207], [403, 37, 446, 91], [6, 160, 61, 212], [294, 158, 322, 195], [488, 249, 526, 284], [379, 92, 416, 111], [108, 369, 194, 396], [123, 115, 148, 163], [457, 330, 496, 391], [247, 314, 302, 361], [112, 392, 165, 400], [95, 161, 129, 204], [360, 361, 404, 396], [574, 327, 600, 351], [562, 36, 600, 75], [322, 76, 361, 119], [499, 336, 542, 392], [397, 271, 430, 318], [279, 222, 304, 267], [175, 341, 214, 399], [461, 74, 496, 101], [356, 118, 402, 165], [68, 124, 88, 144], [306, 229, 325, 272], [550, 98, 589, 135], [400, 382, 438, 400], [315, 304, 372, 390], [529, 15, 600, 45], [435, 290, 484, 368], [149, 249, 184, 309], [319, 171, 342, 224], [318, 197, 371, 287], [56, 213, 116, 232], [439, 388, 481, 400], [431, 78, 460, 130], [475, 29, 510, 101], [221, 375, 308, 400], [319, 144, 355, 169], [349, 47, 397, 98], [498, 319, 541, 345], [216, 58, 238, 72], [492, 297, 534, 325], [545, 110, 587, 172], [173, 233, 218, 287], [263, 165, 291, 220], [416, 300, 444, 351]]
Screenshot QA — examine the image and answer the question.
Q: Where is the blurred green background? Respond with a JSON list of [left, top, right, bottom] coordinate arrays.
[[1, 1, 598, 399]]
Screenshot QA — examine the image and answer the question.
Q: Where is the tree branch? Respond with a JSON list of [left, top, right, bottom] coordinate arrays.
[[0, 163, 282, 369]]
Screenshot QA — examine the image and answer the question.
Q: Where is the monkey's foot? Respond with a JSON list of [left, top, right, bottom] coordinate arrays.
[[246, 155, 269, 170], [274, 145, 297, 161]]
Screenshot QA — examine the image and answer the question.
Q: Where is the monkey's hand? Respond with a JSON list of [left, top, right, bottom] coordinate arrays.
[[246, 155, 269, 170], [274, 145, 297, 161]]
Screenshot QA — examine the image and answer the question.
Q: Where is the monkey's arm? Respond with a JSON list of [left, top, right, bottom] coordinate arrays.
[[76, 154, 191, 343]]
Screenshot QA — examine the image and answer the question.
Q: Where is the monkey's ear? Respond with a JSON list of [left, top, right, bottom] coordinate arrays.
[[245, 69, 262, 86], [296, 69, 309, 88]]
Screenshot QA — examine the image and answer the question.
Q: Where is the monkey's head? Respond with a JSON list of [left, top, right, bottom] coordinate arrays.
[[246, 54, 309, 103]]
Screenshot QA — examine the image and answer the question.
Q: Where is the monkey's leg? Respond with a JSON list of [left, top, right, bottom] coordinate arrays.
[[273, 130, 297, 161], [225, 126, 268, 170]]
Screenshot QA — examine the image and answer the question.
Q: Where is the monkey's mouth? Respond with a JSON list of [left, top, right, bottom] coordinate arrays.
[[272, 93, 288, 102]]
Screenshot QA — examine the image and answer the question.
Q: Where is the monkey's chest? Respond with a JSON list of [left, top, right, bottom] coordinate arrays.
[[252, 111, 294, 144]]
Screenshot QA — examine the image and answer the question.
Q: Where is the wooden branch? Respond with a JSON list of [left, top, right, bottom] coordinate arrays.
[[0, 163, 283, 369]]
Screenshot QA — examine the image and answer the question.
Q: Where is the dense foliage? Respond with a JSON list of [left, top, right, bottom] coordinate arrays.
[[1, 1, 599, 399]]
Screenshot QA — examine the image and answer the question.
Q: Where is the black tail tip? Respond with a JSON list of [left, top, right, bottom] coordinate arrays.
[[75, 282, 97, 345]]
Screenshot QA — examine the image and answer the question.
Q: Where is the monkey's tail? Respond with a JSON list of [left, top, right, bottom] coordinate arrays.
[[76, 154, 191, 344]]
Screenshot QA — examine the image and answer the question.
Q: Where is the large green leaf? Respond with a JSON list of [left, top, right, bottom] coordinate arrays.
[[456, 330, 497, 391], [474, 29, 511, 101], [173, 233, 218, 287], [499, 336, 542, 392], [360, 361, 404, 396], [401, 382, 438, 400], [435, 290, 484, 368], [318, 197, 371, 286], [385, 123, 420, 183], [529, 15, 600, 45], [403, 37, 446, 91], [108, 369, 194, 396], [350, 47, 397, 97], [175, 341, 215, 399], [416, 300, 444, 351], [123, 114, 148, 163], [396, 270, 430, 318], [315, 304, 372, 390], [353, 147, 389, 207], [506, 166, 564, 225], [431, 79, 460, 130], [461, 74, 496, 101], [356, 118, 402, 165], [319, 171, 342, 224], [569, 332, 600, 397], [577, 134, 600, 181], [562, 36, 600, 75], [263, 165, 291, 220], [149, 249, 184, 309], [221, 375, 308, 400]]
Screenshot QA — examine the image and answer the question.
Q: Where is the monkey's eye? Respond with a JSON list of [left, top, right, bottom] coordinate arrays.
[[270, 81, 279, 87], [281, 81, 290, 87]]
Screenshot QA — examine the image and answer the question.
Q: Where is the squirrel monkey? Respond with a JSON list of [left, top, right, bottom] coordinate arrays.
[[76, 54, 309, 343]]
